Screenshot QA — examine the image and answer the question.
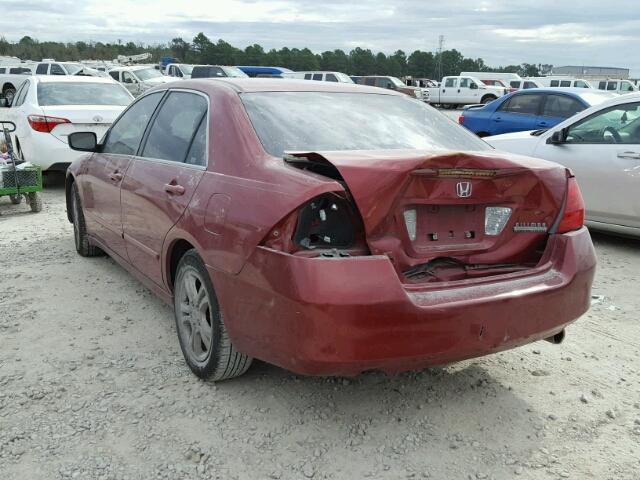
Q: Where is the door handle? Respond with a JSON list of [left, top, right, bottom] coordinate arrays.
[[617, 151, 640, 159], [164, 183, 185, 196], [109, 172, 123, 182], [538, 121, 548, 126], [493, 117, 502, 122], [457, 89, 461, 93]]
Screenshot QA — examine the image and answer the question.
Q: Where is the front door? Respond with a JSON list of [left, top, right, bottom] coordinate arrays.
[[121, 90, 208, 286], [458, 77, 480, 104], [82, 91, 165, 259], [536, 101, 640, 228], [122, 71, 140, 96]]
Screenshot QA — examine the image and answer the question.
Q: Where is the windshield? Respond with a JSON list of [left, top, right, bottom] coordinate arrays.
[[135, 68, 163, 80], [335, 72, 354, 83], [37, 82, 133, 106], [390, 77, 405, 88], [222, 66, 249, 78], [241, 92, 491, 157], [180, 65, 194, 75], [63, 63, 83, 75]]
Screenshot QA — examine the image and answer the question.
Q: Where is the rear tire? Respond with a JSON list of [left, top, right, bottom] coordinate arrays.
[[71, 182, 102, 257], [28, 192, 42, 212], [481, 95, 497, 104], [174, 249, 253, 381], [9, 194, 22, 205]]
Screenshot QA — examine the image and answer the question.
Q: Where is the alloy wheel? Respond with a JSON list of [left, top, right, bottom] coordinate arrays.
[[176, 268, 214, 365]]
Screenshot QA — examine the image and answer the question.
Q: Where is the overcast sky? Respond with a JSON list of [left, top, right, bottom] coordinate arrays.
[[2, 0, 639, 76]]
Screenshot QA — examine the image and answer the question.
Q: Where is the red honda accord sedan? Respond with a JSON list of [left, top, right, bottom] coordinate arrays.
[[65, 79, 596, 381]]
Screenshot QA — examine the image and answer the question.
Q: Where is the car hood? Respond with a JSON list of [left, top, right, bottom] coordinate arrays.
[[485, 130, 539, 142]]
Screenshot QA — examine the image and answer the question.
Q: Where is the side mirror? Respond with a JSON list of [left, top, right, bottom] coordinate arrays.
[[68, 132, 98, 152], [546, 130, 566, 145], [470, 83, 478, 90], [0, 97, 8, 108]]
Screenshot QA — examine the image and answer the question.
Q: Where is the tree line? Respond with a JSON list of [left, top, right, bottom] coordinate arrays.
[[0, 34, 552, 80]]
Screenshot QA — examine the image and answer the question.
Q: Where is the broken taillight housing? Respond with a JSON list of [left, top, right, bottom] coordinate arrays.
[[556, 176, 585, 234], [403, 208, 417, 241], [262, 192, 367, 253]]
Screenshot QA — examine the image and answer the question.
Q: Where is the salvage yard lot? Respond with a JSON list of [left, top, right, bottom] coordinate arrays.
[[1, 178, 639, 480]]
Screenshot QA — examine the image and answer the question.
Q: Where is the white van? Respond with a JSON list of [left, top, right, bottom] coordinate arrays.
[[596, 79, 637, 94], [533, 77, 592, 88], [282, 71, 353, 83]]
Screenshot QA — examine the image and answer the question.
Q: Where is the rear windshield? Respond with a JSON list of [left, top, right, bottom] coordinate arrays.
[[241, 92, 491, 157], [37, 82, 132, 106]]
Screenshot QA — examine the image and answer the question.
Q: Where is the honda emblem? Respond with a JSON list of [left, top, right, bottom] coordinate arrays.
[[456, 181, 472, 198]]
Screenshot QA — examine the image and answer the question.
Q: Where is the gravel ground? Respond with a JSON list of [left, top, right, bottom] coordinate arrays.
[[0, 175, 639, 480]]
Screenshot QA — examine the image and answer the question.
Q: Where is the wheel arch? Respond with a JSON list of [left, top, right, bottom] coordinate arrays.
[[2, 82, 15, 92], [481, 94, 497, 104], [167, 238, 197, 293], [65, 173, 76, 223]]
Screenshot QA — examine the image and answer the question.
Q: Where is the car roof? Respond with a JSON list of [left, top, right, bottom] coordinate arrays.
[[109, 65, 155, 71], [176, 78, 402, 96], [31, 75, 118, 84], [508, 87, 618, 102]]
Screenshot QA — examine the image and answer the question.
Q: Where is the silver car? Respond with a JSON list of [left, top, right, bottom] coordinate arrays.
[[486, 92, 640, 238]]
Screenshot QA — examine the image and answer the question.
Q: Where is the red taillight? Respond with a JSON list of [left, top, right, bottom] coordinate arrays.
[[458, 114, 464, 124], [557, 176, 585, 233], [27, 115, 70, 133]]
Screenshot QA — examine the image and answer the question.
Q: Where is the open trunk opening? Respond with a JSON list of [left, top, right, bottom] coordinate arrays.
[[282, 150, 568, 283]]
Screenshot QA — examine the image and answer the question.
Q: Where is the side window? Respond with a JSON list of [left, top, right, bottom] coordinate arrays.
[[102, 92, 164, 155], [499, 94, 542, 115], [523, 81, 537, 89], [542, 95, 585, 118], [312, 73, 323, 81], [459, 78, 470, 88], [621, 81, 634, 92], [567, 102, 640, 144], [325, 73, 338, 82], [364, 78, 376, 86], [109, 71, 119, 81], [559, 80, 571, 87], [36, 63, 48, 74], [141, 92, 207, 162], [510, 81, 520, 88], [184, 117, 207, 166], [606, 82, 618, 91], [574, 81, 589, 88], [122, 72, 136, 84], [445, 78, 457, 88], [304, 74, 312, 80], [0, 68, 5, 74], [550, 80, 559, 87], [50, 64, 65, 75], [598, 81, 606, 90]]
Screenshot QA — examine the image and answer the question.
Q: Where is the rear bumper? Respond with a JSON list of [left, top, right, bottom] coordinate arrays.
[[22, 132, 82, 170], [211, 228, 596, 376]]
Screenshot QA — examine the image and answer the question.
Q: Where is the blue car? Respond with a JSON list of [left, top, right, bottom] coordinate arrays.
[[459, 88, 616, 137]]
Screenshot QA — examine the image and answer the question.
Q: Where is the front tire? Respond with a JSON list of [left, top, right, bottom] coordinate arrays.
[[174, 250, 252, 381], [71, 182, 102, 256], [9, 194, 22, 205], [481, 95, 497, 104]]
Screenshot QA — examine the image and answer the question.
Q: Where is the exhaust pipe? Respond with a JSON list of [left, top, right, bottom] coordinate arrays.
[[544, 329, 565, 344]]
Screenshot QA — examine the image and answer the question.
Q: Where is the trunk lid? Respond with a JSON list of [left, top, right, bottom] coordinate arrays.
[[41, 105, 125, 143], [288, 149, 567, 277]]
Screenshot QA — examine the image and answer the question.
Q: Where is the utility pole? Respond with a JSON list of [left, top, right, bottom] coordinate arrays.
[[436, 34, 444, 81]]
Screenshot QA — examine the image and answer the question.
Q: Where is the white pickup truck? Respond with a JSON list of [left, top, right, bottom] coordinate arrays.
[[0, 67, 34, 104], [427, 76, 507, 107]]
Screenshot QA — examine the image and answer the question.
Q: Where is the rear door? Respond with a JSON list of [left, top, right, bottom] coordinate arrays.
[[536, 93, 585, 130], [120, 90, 208, 285], [82, 92, 165, 259], [440, 77, 457, 103], [488, 93, 542, 135]]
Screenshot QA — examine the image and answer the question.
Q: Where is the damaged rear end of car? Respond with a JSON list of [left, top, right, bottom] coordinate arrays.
[[213, 85, 596, 376]]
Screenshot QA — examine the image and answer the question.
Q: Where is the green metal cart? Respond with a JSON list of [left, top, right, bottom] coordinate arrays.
[[0, 121, 42, 213]]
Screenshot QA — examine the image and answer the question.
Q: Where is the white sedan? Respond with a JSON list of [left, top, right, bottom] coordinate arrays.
[[0, 76, 133, 171], [486, 92, 640, 238]]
